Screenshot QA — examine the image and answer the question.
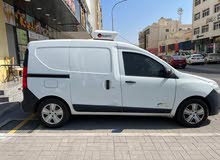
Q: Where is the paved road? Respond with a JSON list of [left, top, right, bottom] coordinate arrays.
[[0, 66, 220, 160], [183, 63, 220, 74]]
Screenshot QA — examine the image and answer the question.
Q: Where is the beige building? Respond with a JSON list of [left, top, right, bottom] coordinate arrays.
[[158, 28, 193, 54], [139, 17, 192, 55], [86, 0, 103, 32], [193, 0, 220, 54]]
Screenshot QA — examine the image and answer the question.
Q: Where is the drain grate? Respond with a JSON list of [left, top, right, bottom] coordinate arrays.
[[0, 120, 40, 133]]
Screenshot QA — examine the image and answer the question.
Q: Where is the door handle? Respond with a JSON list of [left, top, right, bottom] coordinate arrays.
[[105, 80, 110, 90], [125, 81, 136, 84]]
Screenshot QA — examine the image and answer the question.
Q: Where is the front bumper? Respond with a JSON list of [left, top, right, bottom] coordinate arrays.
[[205, 89, 220, 116]]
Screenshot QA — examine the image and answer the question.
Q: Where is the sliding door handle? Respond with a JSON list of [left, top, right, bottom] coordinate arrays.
[[105, 80, 110, 90], [125, 81, 136, 84]]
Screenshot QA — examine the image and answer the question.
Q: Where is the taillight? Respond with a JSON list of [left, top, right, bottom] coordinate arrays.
[[22, 67, 28, 89], [23, 49, 29, 89]]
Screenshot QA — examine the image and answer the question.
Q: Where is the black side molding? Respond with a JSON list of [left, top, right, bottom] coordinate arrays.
[[73, 104, 171, 113], [28, 74, 70, 78], [73, 105, 123, 112], [123, 107, 171, 113]]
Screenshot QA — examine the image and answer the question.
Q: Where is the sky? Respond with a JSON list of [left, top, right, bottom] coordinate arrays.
[[101, 0, 193, 45]]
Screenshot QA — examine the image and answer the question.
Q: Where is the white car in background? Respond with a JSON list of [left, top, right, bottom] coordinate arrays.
[[187, 54, 205, 64], [205, 53, 220, 64]]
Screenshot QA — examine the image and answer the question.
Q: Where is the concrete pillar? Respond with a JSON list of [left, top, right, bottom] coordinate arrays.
[[213, 43, 216, 54], [0, 0, 10, 82]]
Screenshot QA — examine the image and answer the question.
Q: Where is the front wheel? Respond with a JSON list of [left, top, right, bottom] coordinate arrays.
[[38, 98, 70, 128], [176, 99, 209, 127]]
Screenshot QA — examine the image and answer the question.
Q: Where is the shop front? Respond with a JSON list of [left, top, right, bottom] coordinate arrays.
[[0, 0, 91, 82]]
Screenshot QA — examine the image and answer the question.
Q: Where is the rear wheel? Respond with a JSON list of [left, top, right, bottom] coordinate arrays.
[[38, 98, 70, 128], [176, 98, 208, 127]]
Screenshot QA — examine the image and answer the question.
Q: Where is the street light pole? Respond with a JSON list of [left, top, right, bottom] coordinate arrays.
[[111, 0, 128, 31]]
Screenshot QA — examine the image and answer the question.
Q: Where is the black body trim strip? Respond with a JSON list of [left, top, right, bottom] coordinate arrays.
[[73, 104, 171, 113], [27, 74, 70, 78], [123, 107, 171, 113], [74, 105, 123, 112]]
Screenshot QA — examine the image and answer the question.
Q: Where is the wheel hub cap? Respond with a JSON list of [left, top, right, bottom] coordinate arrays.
[[42, 103, 64, 125], [183, 103, 205, 124]]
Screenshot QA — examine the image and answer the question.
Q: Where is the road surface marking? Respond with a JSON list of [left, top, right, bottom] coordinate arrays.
[[8, 114, 35, 134]]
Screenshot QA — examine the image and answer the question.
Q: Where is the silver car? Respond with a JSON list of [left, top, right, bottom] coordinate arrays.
[[205, 53, 220, 63]]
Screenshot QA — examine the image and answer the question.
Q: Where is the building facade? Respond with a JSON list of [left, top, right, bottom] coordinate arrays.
[[193, 0, 220, 54], [0, 0, 102, 82], [139, 17, 192, 55], [85, 0, 103, 32]]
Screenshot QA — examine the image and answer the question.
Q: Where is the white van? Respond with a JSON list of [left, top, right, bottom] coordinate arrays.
[[22, 31, 220, 128]]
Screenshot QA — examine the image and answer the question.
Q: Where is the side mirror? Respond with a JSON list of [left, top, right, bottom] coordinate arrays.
[[165, 69, 173, 78]]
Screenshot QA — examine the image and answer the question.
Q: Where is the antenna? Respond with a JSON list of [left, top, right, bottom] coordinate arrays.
[[177, 8, 183, 24]]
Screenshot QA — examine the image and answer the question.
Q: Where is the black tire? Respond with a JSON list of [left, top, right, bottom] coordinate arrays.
[[37, 98, 70, 128], [176, 98, 209, 127]]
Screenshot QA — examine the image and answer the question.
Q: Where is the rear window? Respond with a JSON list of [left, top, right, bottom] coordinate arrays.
[[36, 48, 69, 71], [69, 48, 111, 74]]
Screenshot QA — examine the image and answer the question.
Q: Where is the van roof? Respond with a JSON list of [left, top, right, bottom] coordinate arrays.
[[28, 39, 143, 52]]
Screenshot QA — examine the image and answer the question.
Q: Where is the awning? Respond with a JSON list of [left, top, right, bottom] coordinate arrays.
[[4, 0, 83, 32]]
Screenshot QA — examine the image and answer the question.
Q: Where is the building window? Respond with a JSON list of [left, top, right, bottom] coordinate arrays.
[[166, 29, 169, 32], [202, 25, 209, 33], [214, 21, 220, 30], [215, 3, 220, 13], [202, 8, 209, 17], [194, 12, 200, 21], [194, 27, 200, 35], [195, 0, 201, 6]]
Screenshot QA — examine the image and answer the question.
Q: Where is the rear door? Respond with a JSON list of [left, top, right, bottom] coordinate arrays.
[[69, 47, 122, 112]]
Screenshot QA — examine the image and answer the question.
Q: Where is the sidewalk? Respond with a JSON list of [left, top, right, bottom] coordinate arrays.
[[0, 79, 23, 103]]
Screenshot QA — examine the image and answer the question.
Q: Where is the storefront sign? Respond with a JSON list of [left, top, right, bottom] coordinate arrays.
[[206, 14, 220, 24], [16, 28, 28, 45], [3, 2, 15, 26], [15, 8, 27, 28], [26, 15, 36, 32], [206, 17, 216, 24]]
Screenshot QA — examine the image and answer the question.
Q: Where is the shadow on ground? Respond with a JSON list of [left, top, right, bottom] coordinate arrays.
[[39, 115, 211, 132]]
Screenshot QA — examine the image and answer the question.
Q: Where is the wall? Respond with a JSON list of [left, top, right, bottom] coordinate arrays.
[[0, 0, 10, 82]]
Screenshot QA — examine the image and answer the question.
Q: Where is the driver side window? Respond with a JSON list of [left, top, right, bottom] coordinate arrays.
[[122, 52, 166, 78]]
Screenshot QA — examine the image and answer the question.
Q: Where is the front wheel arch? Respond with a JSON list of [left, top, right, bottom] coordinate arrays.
[[175, 96, 210, 118]]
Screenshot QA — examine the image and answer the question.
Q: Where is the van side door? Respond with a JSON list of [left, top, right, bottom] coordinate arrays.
[[119, 50, 176, 113], [70, 47, 122, 112]]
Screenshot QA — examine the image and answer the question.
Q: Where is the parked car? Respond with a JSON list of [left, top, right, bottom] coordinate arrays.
[[167, 55, 187, 69], [177, 52, 191, 59], [205, 53, 220, 64], [22, 30, 220, 128], [187, 54, 205, 64]]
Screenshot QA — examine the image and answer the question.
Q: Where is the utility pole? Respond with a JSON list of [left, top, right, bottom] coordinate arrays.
[[177, 8, 183, 24], [111, 0, 128, 31]]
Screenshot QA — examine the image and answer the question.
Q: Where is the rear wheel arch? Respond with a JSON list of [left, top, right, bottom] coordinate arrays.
[[35, 96, 71, 114]]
